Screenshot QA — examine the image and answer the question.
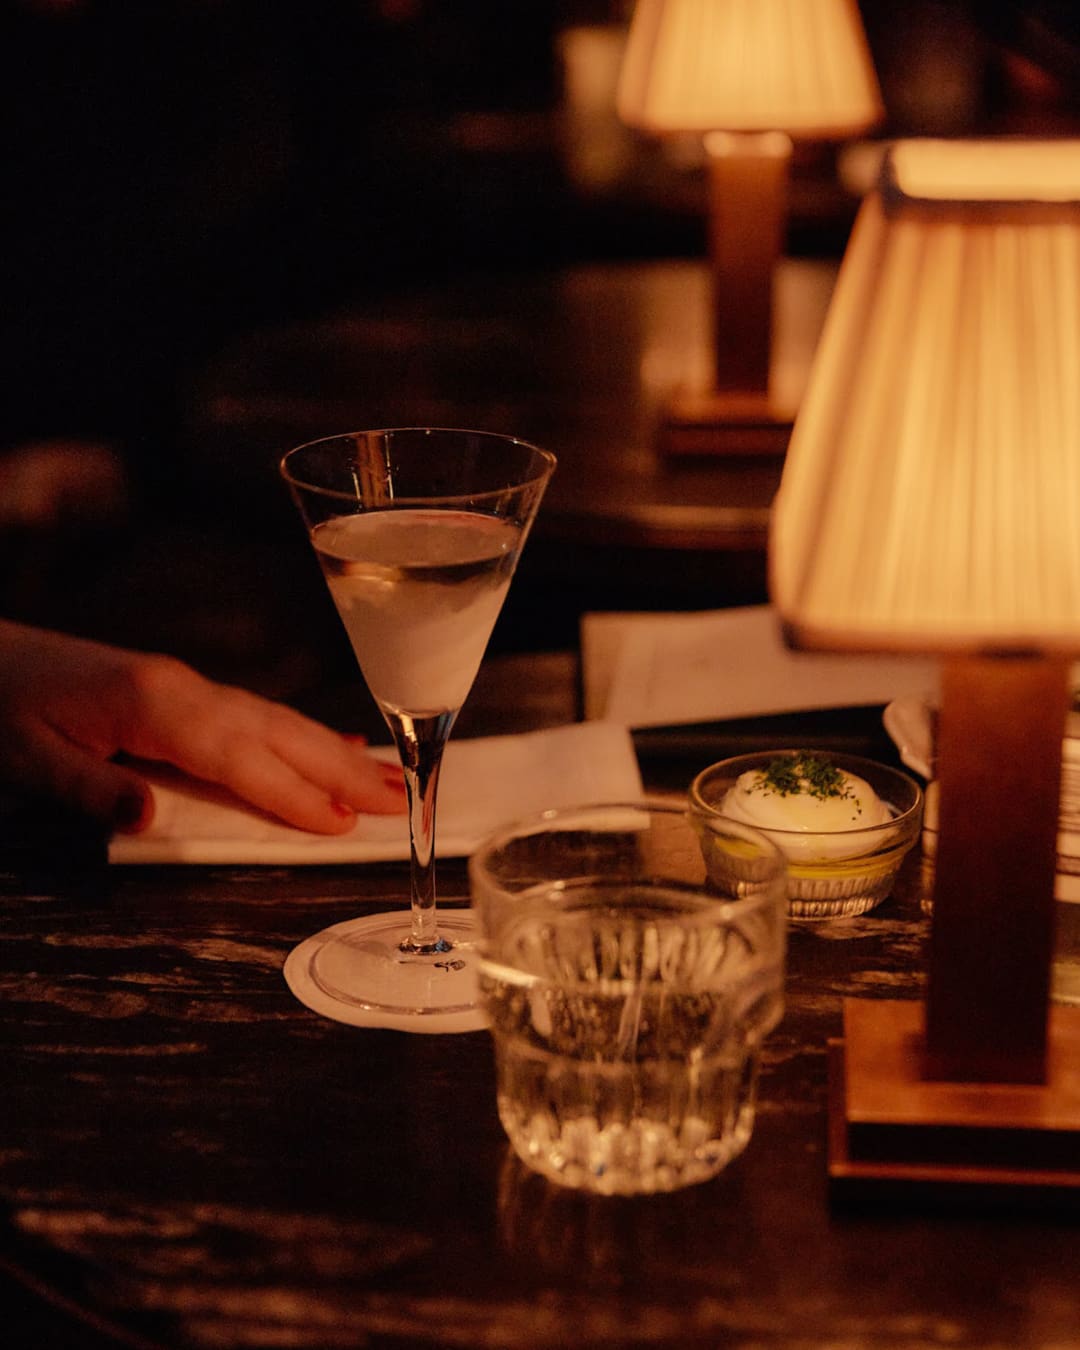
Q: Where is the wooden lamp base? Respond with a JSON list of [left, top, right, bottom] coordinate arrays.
[[659, 132, 797, 459], [657, 389, 795, 457], [826, 656, 1080, 1207], [828, 998, 1080, 1205]]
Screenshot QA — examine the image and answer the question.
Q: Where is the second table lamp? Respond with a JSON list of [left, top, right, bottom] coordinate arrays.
[[616, 0, 883, 454]]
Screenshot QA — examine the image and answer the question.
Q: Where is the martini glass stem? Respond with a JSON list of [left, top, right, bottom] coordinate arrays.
[[388, 708, 458, 954]]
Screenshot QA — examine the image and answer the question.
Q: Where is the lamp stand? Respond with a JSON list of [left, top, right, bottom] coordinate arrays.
[[828, 656, 1080, 1204], [659, 131, 797, 457]]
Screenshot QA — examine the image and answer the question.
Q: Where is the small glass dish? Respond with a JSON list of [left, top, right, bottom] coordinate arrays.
[[690, 750, 923, 919]]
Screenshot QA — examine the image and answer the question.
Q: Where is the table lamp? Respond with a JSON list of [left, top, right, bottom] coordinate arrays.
[[771, 137, 1080, 1201], [615, 0, 883, 455]]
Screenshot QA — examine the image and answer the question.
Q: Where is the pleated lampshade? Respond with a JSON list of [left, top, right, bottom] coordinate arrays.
[[616, 0, 883, 138], [771, 138, 1080, 653]]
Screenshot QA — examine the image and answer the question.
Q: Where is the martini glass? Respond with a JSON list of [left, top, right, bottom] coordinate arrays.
[[280, 428, 556, 1025]]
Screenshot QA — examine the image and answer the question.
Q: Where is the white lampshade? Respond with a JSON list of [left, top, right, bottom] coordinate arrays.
[[616, 0, 883, 138], [771, 138, 1080, 653], [768, 140, 1080, 1162]]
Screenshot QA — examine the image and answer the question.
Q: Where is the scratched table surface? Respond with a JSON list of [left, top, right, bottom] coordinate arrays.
[[1, 652, 1078, 1350]]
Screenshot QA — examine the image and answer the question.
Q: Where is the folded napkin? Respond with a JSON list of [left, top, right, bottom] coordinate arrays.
[[108, 722, 643, 865]]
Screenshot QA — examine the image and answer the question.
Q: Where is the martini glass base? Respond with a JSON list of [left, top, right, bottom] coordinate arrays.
[[284, 911, 486, 1034], [400, 934, 454, 956]]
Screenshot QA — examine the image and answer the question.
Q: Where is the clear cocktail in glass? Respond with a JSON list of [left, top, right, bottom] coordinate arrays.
[[281, 428, 555, 1023]]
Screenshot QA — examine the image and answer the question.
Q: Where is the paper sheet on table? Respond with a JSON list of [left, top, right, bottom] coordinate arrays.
[[583, 605, 939, 728], [109, 722, 643, 864]]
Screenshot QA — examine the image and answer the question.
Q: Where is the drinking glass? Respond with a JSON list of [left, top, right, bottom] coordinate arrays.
[[469, 801, 788, 1194], [281, 428, 555, 1023]]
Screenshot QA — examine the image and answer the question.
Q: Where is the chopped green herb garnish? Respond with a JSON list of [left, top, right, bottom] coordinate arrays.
[[753, 754, 859, 810]]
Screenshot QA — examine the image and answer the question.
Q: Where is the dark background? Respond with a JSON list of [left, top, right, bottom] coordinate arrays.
[[2, 0, 1079, 693], [3, 9, 1079, 1343]]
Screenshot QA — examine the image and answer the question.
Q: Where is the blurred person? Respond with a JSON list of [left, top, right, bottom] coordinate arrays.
[[0, 619, 406, 834]]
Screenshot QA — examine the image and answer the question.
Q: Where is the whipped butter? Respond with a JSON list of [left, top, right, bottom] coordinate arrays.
[[721, 754, 892, 862]]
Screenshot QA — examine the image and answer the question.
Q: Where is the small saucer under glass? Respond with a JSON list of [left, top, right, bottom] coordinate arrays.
[[284, 911, 487, 1034]]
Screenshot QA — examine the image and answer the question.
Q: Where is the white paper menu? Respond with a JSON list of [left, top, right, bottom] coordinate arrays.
[[582, 605, 939, 728]]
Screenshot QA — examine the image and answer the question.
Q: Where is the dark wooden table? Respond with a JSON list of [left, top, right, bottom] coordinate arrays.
[[2, 650, 1078, 1349], [192, 259, 836, 544]]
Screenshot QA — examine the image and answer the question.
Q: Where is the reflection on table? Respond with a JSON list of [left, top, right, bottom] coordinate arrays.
[[2, 650, 1079, 1349]]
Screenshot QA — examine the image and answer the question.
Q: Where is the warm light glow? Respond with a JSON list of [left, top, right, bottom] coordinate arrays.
[[770, 139, 1080, 652], [704, 129, 792, 160], [889, 138, 1080, 204], [616, 0, 883, 137]]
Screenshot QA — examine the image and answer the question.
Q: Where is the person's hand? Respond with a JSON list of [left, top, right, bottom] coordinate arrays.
[[0, 621, 406, 834]]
